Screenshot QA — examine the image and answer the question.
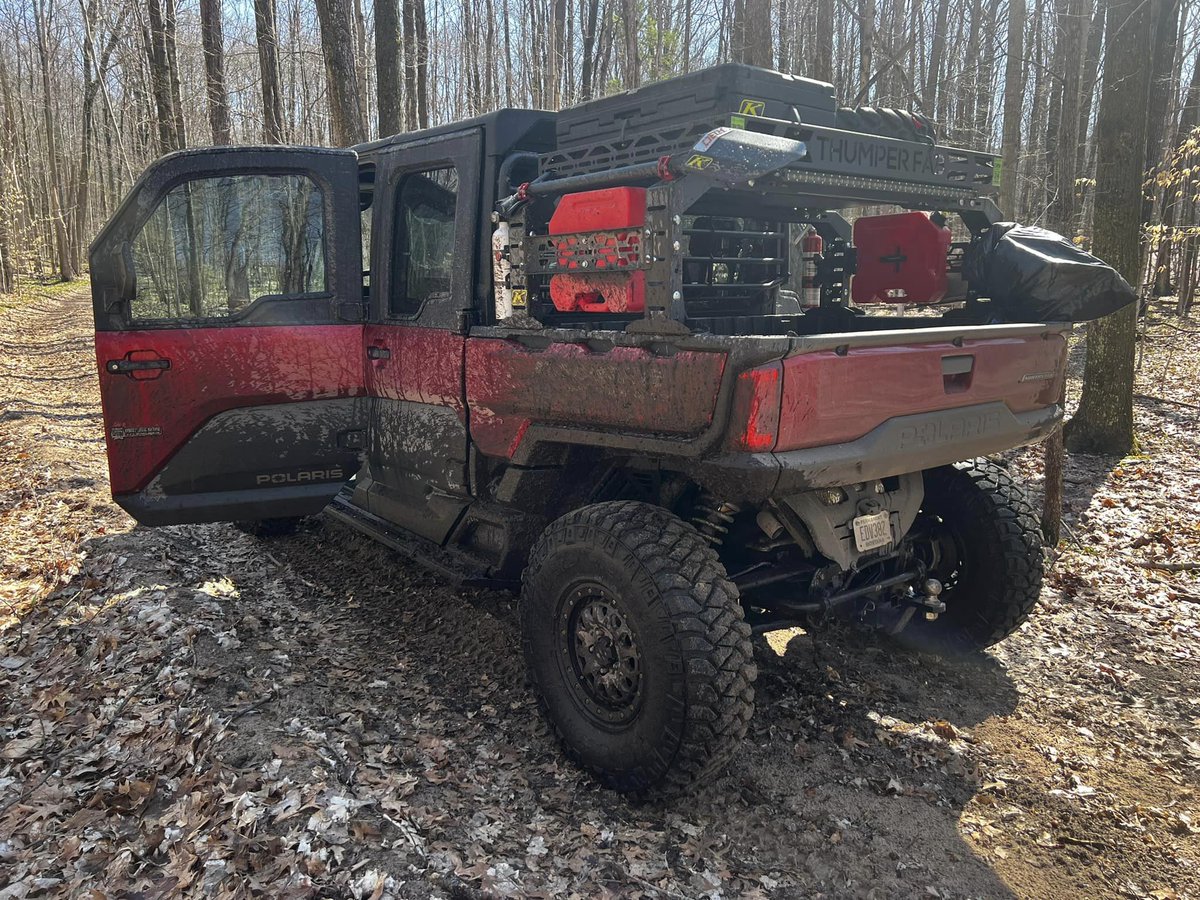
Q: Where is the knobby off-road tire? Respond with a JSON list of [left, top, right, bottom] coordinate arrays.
[[901, 459, 1044, 655], [233, 517, 302, 538], [521, 501, 756, 796]]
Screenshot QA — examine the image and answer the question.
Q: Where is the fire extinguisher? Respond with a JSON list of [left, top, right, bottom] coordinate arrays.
[[801, 228, 823, 307]]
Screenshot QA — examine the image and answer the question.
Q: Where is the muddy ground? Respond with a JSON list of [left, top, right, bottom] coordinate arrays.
[[1, 286, 1198, 899]]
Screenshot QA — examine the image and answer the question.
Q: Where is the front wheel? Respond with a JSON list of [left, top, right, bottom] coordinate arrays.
[[521, 501, 756, 796], [901, 459, 1044, 654]]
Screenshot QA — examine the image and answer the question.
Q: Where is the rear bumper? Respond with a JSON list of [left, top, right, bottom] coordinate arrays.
[[697, 401, 1061, 499]]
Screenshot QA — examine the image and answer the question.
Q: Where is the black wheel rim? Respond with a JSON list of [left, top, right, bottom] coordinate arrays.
[[909, 512, 967, 596], [558, 582, 643, 726]]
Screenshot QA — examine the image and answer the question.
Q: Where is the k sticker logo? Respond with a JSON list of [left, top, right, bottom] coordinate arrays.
[[738, 98, 765, 116], [512, 289, 528, 308], [685, 154, 715, 171]]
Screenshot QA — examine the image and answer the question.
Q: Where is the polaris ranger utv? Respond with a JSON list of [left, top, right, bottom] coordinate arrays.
[[90, 65, 1129, 795]]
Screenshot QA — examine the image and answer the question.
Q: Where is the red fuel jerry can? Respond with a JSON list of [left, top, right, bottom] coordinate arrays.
[[851, 211, 952, 305], [549, 187, 647, 313]]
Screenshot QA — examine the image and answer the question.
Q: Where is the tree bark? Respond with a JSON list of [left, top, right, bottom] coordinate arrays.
[[581, 0, 601, 99], [315, 0, 369, 145], [353, 0, 371, 127], [814, 0, 834, 82], [145, 0, 182, 153], [199, 0, 232, 145], [924, 0, 950, 114], [733, 0, 773, 67], [1073, 3, 1103, 179], [0, 58, 14, 293], [1159, 45, 1200, 298], [33, 0, 74, 281], [1064, 0, 1154, 456], [254, 0, 286, 143], [1046, 0, 1086, 235], [1140, 0, 1181, 228], [547, 0, 567, 106], [402, 0, 429, 128], [999, 0, 1024, 215], [163, 0, 186, 149], [622, 0, 640, 88], [859, 0, 876, 101], [375, 0, 403, 135]]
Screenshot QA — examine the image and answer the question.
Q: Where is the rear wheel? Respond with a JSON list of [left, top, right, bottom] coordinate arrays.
[[901, 460, 1043, 654], [521, 501, 756, 796], [233, 517, 302, 538]]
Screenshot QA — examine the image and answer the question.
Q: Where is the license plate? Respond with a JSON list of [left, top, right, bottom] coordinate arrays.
[[852, 511, 893, 552]]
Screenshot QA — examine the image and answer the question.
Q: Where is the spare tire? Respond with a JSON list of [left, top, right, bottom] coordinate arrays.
[[836, 106, 936, 144]]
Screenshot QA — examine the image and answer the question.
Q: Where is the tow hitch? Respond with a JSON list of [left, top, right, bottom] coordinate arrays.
[[887, 577, 946, 635], [746, 563, 945, 635]]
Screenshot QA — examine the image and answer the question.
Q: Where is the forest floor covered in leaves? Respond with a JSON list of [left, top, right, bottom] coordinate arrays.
[[1, 286, 1198, 899]]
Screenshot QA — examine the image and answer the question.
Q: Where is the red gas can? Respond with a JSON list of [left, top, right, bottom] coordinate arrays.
[[851, 212, 952, 305], [549, 188, 647, 313], [550, 187, 647, 234]]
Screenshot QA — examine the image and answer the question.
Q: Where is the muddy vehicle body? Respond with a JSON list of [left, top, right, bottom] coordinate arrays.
[[91, 65, 1085, 794]]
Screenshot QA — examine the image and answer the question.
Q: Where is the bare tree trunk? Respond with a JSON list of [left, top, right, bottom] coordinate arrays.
[[199, 0, 232, 145], [1065, 0, 1154, 455], [859, 0, 876, 100], [402, 0, 429, 127], [999, 0, 1024, 215], [375, 0, 403, 135], [354, 0, 371, 127], [146, 0, 182, 153], [1042, 383, 1066, 543], [1073, 2, 1103, 179], [814, 0, 834, 82], [1160, 46, 1200, 299], [33, 0, 74, 281], [316, 0, 369, 145], [0, 58, 14, 293], [733, 0, 773, 67], [581, 0, 601, 100], [622, 0, 640, 87], [1140, 0, 1181, 228], [163, 0, 186, 149], [924, 0, 950, 113], [547, 0, 567, 107], [254, 0, 286, 143], [73, 1, 121, 274], [1046, 0, 1086, 235]]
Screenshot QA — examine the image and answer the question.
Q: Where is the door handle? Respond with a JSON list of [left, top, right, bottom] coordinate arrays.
[[367, 346, 392, 360], [106, 352, 170, 380]]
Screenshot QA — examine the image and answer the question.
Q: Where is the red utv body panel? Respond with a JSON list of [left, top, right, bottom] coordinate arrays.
[[733, 332, 1067, 454], [464, 338, 726, 459], [96, 325, 365, 495], [365, 325, 465, 414]]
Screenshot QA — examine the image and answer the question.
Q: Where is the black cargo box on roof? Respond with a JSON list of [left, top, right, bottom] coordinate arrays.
[[555, 64, 837, 149]]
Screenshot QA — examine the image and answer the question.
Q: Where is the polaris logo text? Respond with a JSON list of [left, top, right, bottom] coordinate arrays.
[[897, 412, 1000, 450], [256, 467, 344, 485]]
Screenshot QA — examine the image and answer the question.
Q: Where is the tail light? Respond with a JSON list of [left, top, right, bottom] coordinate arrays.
[[731, 363, 782, 452]]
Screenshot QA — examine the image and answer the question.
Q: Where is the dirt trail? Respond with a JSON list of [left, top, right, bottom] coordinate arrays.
[[1, 287, 1198, 899]]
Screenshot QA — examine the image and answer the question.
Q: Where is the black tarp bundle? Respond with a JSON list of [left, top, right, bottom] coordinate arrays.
[[963, 223, 1137, 322]]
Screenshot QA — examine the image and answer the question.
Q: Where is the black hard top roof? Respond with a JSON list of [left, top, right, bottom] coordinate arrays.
[[354, 108, 557, 160]]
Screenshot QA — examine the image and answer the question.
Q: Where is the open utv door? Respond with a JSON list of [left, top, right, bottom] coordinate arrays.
[[90, 147, 367, 526]]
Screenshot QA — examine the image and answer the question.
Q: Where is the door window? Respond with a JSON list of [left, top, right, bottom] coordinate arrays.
[[390, 166, 458, 317], [130, 173, 326, 321]]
